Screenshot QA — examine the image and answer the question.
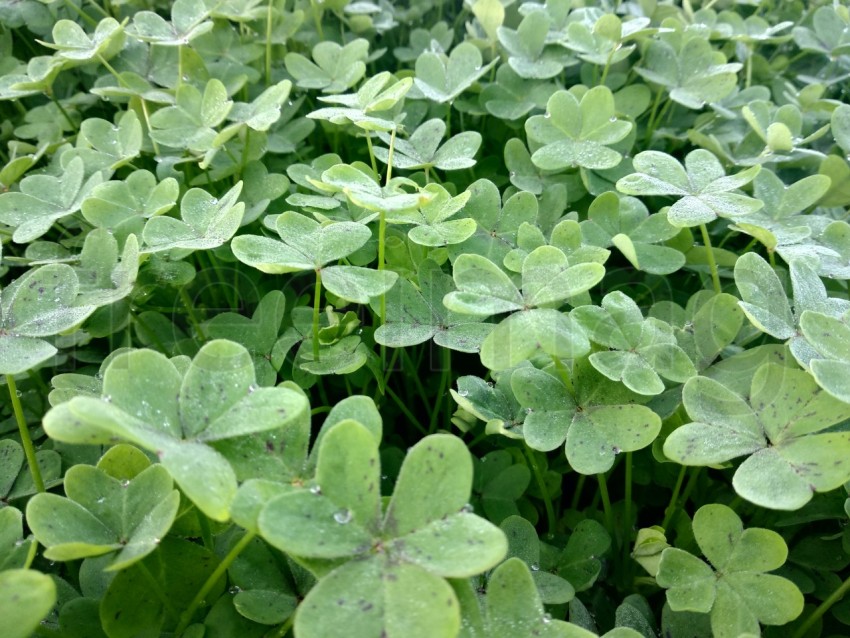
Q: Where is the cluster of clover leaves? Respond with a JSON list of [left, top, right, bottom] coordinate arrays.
[[4, 0, 850, 637]]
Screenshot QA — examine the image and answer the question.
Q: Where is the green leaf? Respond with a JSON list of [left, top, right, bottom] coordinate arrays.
[[43, 341, 309, 521], [0, 569, 56, 638], [321, 266, 398, 304], [294, 557, 461, 638], [285, 39, 369, 94], [616, 150, 761, 227], [413, 42, 496, 103], [665, 364, 850, 509], [149, 80, 232, 152], [127, 0, 213, 45], [26, 464, 179, 570]]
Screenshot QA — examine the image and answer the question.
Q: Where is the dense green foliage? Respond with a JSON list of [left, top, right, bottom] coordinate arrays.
[[2, 0, 850, 636]]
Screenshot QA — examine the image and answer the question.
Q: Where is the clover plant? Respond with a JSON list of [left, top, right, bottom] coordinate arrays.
[[4, 1, 850, 637]]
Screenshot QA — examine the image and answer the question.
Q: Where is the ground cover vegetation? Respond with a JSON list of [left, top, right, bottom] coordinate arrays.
[[2, 0, 850, 636]]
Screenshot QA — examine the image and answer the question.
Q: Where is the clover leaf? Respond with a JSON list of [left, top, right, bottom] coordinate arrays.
[[799, 308, 850, 403], [616, 149, 762, 227], [40, 18, 124, 64], [0, 569, 56, 638], [126, 0, 213, 46], [316, 163, 422, 215], [0, 439, 61, 501], [636, 36, 742, 109], [374, 259, 493, 353], [81, 170, 178, 235], [656, 504, 803, 637], [0, 264, 97, 375], [386, 184, 475, 247], [284, 39, 369, 93], [374, 118, 482, 172], [526, 87, 632, 171], [232, 211, 397, 303], [149, 79, 232, 152], [664, 363, 850, 510], [308, 71, 412, 132], [69, 110, 143, 172], [142, 181, 243, 253], [562, 14, 651, 67], [0, 155, 106, 243], [572, 292, 696, 396], [257, 420, 507, 638], [73, 229, 139, 308], [497, 10, 575, 80], [26, 460, 179, 570], [581, 192, 685, 275], [480, 65, 558, 121], [413, 42, 496, 103], [515, 364, 661, 475], [42, 340, 309, 521], [735, 253, 850, 366]]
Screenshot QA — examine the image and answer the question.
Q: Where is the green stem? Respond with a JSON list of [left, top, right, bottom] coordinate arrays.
[[7, 375, 44, 493], [365, 132, 378, 176], [571, 473, 586, 510], [196, 511, 214, 551], [384, 386, 428, 436], [180, 287, 207, 342], [792, 572, 850, 638], [597, 472, 614, 537], [661, 465, 687, 531], [385, 127, 397, 185], [177, 44, 184, 88], [265, 0, 274, 87], [264, 614, 295, 638], [312, 269, 323, 362], [176, 531, 257, 636], [623, 452, 633, 565], [525, 446, 557, 538], [310, 0, 324, 39], [643, 88, 665, 144], [61, 0, 98, 27], [429, 348, 451, 434], [48, 92, 76, 132], [699, 223, 722, 294]]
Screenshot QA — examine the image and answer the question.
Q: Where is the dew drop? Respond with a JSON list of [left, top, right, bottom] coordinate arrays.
[[247, 384, 257, 394], [544, 112, 551, 119], [458, 389, 469, 397], [542, 613, 552, 624], [530, 562, 540, 571], [229, 586, 241, 594], [334, 508, 352, 524], [381, 474, 388, 480], [309, 485, 322, 495], [96, 497, 106, 504], [609, 116, 617, 122], [15, 390, 22, 397], [524, 407, 533, 414], [461, 503, 474, 513], [120, 479, 130, 488], [612, 446, 621, 455], [103, 395, 112, 403], [509, 171, 516, 178]]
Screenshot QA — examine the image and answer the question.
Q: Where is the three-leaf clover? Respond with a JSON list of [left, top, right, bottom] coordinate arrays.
[[496, 11, 575, 79], [0, 264, 96, 375], [26, 452, 179, 571], [800, 308, 850, 403], [386, 184, 475, 247], [664, 363, 850, 510], [231, 212, 397, 304], [656, 504, 803, 637], [572, 291, 696, 396], [616, 150, 762, 227], [308, 72, 412, 132], [526, 87, 632, 171], [42, 340, 310, 521], [126, 0, 213, 46], [412, 42, 496, 103], [374, 259, 493, 353], [374, 118, 482, 172], [516, 363, 661, 475], [284, 39, 369, 93], [258, 420, 508, 638], [149, 79, 232, 152], [635, 36, 742, 109]]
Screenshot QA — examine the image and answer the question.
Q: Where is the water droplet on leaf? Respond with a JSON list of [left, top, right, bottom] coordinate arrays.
[[334, 508, 352, 524]]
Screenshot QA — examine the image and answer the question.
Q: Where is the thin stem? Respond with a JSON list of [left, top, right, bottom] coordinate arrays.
[[61, 0, 98, 27], [643, 88, 665, 145], [792, 572, 850, 638], [196, 512, 214, 551], [177, 44, 184, 88], [428, 348, 451, 434], [699, 223, 722, 294], [661, 465, 687, 530], [385, 127, 397, 185], [312, 269, 323, 362], [525, 446, 557, 538], [365, 132, 378, 176], [265, 0, 274, 87], [264, 614, 295, 638], [48, 92, 76, 132], [384, 386, 428, 435], [7, 375, 44, 493], [597, 472, 614, 538], [310, 0, 324, 39], [176, 531, 257, 636], [180, 287, 207, 342], [622, 452, 633, 566], [571, 473, 586, 511]]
